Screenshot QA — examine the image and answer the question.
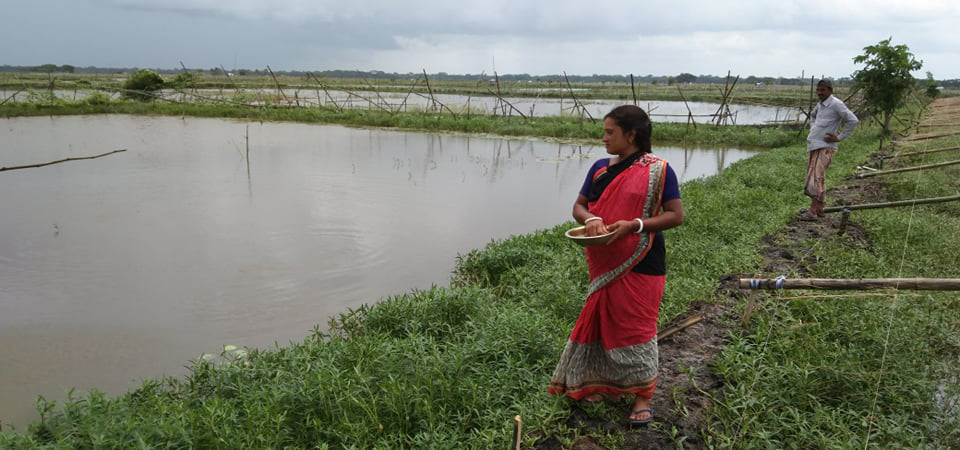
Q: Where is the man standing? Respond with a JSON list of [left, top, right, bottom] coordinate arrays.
[[803, 79, 859, 219]]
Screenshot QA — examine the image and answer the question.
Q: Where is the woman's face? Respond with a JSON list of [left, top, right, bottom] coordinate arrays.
[[602, 117, 636, 156]]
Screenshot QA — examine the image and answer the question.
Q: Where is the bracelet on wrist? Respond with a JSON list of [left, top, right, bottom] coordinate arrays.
[[634, 218, 644, 233], [584, 216, 602, 225]]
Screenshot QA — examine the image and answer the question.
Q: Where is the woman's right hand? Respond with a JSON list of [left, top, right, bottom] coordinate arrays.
[[584, 219, 608, 236]]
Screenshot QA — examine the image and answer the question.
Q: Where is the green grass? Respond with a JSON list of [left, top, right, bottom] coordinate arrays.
[[1, 95, 956, 448], [705, 103, 960, 448]]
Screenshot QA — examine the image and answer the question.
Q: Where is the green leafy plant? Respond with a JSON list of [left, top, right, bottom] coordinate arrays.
[[852, 37, 922, 132], [122, 69, 165, 100]]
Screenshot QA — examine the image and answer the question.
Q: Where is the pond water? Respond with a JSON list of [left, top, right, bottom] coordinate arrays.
[[0, 115, 759, 429]]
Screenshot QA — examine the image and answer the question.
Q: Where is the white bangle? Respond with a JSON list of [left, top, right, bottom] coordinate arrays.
[[634, 218, 644, 233], [584, 216, 602, 225]]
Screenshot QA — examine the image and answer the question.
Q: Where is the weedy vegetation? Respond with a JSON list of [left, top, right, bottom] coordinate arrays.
[[0, 88, 956, 448]]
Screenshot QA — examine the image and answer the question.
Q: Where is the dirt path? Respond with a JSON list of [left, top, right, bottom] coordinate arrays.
[[534, 96, 957, 449]]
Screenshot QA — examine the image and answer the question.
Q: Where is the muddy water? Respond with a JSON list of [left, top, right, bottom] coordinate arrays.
[[0, 115, 759, 429]]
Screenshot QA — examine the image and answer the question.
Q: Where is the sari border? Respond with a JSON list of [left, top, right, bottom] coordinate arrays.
[[586, 159, 667, 296]]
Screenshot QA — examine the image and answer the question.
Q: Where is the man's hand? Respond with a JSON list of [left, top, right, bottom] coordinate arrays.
[[825, 133, 839, 143]]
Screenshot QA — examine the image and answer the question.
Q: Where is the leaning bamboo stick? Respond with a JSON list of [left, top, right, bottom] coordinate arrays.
[[1, 86, 27, 106], [675, 85, 697, 130], [857, 158, 960, 178], [1, 149, 127, 172], [740, 278, 960, 291], [484, 88, 527, 121], [657, 313, 703, 340], [265, 65, 289, 103], [823, 194, 960, 213]]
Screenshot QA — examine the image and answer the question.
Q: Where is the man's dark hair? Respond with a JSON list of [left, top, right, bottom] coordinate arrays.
[[605, 105, 653, 153], [817, 79, 834, 90]]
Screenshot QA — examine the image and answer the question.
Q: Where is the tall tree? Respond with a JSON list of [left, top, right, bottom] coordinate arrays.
[[852, 37, 922, 132]]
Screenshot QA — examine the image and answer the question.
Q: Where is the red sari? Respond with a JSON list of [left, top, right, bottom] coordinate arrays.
[[548, 153, 667, 401]]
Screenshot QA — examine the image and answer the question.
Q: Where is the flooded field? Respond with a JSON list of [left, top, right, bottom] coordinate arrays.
[[0, 115, 759, 429]]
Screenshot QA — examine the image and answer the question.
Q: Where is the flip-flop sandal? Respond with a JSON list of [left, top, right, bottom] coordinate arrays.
[[628, 407, 654, 425]]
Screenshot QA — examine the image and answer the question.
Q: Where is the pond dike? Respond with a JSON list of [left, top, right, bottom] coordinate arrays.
[[5, 97, 958, 448], [550, 96, 959, 448]]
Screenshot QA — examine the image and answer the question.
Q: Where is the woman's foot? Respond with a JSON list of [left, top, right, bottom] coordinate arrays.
[[582, 393, 621, 404], [582, 393, 604, 404], [628, 397, 654, 425]]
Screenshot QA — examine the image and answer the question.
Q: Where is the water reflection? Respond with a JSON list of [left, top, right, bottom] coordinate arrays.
[[0, 115, 758, 428]]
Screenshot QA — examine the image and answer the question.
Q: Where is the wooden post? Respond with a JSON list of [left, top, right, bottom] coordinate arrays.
[[512, 415, 522, 450], [740, 278, 960, 291], [838, 207, 851, 234], [823, 195, 960, 213], [741, 293, 758, 327]]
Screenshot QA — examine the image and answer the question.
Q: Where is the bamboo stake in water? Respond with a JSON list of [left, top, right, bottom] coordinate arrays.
[[1, 149, 127, 172]]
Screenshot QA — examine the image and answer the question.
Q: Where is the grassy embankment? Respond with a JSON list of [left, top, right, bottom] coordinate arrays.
[[705, 99, 960, 447], [0, 95, 798, 150], [1, 93, 957, 448], [0, 71, 826, 106]]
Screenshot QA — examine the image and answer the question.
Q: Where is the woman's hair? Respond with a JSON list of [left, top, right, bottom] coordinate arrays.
[[604, 105, 652, 153]]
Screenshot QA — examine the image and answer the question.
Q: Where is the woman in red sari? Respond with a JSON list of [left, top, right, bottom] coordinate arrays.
[[548, 105, 684, 425]]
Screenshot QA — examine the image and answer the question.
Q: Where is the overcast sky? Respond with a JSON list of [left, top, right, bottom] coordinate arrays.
[[4, 0, 959, 79]]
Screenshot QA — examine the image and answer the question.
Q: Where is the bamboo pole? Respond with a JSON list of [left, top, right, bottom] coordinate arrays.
[[397, 78, 422, 113], [740, 277, 960, 291], [675, 85, 697, 130], [880, 145, 960, 159], [856, 158, 960, 178], [306, 73, 343, 112], [362, 78, 395, 114], [896, 130, 960, 142], [823, 194, 960, 213], [484, 88, 527, 121], [219, 65, 238, 90], [512, 415, 522, 450], [421, 69, 438, 113], [658, 312, 704, 340], [411, 91, 459, 119], [493, 71, 507, 116], [1, 149, 127, 172], [562, 71, 596, 123], [0, 87, 27, 106], [265, 65, 289, 103]]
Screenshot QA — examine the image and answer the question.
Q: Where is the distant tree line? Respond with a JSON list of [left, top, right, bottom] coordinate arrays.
[[1, 64, 955, 87]]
